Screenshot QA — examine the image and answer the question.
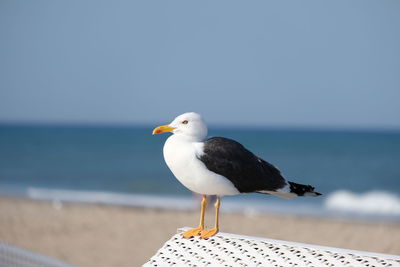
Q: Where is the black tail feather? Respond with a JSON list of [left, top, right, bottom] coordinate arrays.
[[288, 181, 322, 197]]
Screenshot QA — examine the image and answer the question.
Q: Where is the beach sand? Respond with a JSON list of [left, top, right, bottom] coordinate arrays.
[[0, 196, 399, 267]]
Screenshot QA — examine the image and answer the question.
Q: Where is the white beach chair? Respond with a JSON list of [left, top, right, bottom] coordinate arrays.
[[144, 227, 400, 267], [0, 241, 75, 267]]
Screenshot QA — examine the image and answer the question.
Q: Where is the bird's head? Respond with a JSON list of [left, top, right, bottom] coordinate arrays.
[[152, 112, 208, 141]]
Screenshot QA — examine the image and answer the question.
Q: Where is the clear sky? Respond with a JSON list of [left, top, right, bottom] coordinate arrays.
[[1, 1, 399, 129]]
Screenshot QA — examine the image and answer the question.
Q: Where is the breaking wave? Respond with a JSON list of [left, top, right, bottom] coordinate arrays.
[[2, 187, 399, 220], [324, 190, 400, 216], [26, 187, 196, 210]]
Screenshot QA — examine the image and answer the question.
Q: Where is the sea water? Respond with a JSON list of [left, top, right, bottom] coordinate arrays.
[[0, 124, 399, 220]]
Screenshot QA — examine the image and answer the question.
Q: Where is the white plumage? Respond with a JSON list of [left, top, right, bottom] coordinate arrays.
[[153, 112, 321, 239], [163, 132, 240, 196]]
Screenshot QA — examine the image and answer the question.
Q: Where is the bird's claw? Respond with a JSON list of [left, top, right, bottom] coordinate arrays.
[[182, 226, 203, 238], [199, 228, 218, 239]]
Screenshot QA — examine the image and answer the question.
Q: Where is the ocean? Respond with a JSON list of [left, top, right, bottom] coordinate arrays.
[[1, 124, 399, 220]]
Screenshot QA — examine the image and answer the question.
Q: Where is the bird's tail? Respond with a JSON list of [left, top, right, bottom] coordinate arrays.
[[288, 181, 322, 197]]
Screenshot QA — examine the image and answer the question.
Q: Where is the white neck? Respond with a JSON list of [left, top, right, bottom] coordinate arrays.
[[170, 133, 204, 143]]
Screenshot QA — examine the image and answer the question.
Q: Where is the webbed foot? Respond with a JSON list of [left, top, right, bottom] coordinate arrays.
[[199, 227, 218, 239], [182, 226, 203, 238]]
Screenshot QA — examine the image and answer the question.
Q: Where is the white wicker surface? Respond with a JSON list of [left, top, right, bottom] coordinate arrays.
[[144, 227, 400, 267], [0, 241, 74, 267]]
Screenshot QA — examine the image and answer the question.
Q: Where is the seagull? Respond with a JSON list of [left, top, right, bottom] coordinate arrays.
[[153, 112, 321, 239]]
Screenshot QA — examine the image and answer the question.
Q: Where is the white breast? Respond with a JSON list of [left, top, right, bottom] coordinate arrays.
[[163, 135, 239, 196]]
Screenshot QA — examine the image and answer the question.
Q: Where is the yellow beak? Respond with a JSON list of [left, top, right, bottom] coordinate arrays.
[[152, 125, 176, 135]]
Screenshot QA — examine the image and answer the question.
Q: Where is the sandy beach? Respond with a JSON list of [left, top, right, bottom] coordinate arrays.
[[0, 196, 399, 266]]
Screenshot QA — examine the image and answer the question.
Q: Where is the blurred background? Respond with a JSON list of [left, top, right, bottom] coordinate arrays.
[[0, 1, 399, 266]]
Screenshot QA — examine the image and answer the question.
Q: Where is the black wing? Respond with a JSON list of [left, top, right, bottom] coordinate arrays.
[[197, 137, 287, 193]]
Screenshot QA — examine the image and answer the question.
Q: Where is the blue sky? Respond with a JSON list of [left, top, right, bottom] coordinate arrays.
[[0, 1, 399, 129]]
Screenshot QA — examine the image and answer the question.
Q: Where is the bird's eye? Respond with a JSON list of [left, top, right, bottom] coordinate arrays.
[[182, 120, 188, 124]]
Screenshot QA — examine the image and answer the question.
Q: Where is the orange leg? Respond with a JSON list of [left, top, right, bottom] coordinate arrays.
[[182, 195, 207, 238], [200, 196, 220, 239]]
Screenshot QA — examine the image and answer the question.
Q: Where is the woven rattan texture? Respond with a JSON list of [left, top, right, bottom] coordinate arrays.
[[0, 242, 74, 267], [144, 231, 400, 267]]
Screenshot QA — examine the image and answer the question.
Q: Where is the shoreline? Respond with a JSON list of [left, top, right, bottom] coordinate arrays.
[[1, 196, 399, 267], [1, 187, 400, 222]]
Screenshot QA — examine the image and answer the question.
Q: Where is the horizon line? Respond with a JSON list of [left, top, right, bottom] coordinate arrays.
[[1, 120, 400, 133]]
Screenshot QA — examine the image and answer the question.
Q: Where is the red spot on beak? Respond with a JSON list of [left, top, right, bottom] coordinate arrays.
[[152, 125, 174, 135]]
